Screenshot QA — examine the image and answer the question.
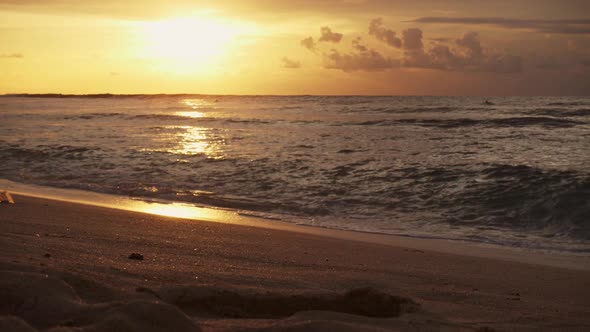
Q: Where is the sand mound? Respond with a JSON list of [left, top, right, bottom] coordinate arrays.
[[0, 267, 422, 331], [0, 271, 83, 328], [138, 285, 418, 319], [62, 301, 200, 332], [1, 267, 423, 331], [0, 269, 199, 332]]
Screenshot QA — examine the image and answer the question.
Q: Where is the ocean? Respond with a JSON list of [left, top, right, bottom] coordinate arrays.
[[1, 95, 589, 252]]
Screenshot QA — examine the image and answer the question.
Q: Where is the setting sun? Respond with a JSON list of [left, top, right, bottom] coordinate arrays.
[[139, 17, 240, 73]]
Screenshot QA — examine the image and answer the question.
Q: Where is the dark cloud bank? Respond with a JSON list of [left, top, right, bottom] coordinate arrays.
[[409, 17, 590, 35], [324, 38, 396, 72], [317, 20, 524, 73]]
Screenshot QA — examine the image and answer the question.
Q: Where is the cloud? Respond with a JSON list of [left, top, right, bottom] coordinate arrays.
[[319, 26, 343, 43], [323, 39, 395, 72], [404, 44, 457, 69], [0, 53, 23, 58], [368, 18, 401, 48], [367, 18, 423, 50], [455, 32, 482, 58], [402, 28, 424, 50], [281, 57, 301, 69], [400, 30, 522, 73], [300, 36, 316, 52], [409, 17, 590, 34], [352, 37, 368, 52], [312, 20, 522, 74]]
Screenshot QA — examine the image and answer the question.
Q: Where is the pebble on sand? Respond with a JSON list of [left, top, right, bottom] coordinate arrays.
[[128, 253, 144, 261]]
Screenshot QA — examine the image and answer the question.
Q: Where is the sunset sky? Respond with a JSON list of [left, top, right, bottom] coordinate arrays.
[[1, 0, 589, 95]]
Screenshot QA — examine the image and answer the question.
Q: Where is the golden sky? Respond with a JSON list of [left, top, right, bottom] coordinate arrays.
[[1, 0, 589, 95]]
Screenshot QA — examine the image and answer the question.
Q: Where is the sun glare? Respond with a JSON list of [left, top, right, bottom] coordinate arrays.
[[141, 203, 210, 220], [140, 17, 240, 73]]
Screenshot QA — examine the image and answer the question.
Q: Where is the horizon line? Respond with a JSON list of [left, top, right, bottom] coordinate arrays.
[[2, 93, 588, 98]]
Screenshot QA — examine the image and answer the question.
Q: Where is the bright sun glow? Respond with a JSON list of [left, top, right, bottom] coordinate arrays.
[[140, 17, 241, 73], [141, 203, 212, 220]]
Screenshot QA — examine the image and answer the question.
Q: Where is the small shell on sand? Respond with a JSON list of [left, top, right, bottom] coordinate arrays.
[[0, 191, 15, 204]]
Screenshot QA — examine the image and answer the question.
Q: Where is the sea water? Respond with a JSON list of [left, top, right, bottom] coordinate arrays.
[[1, 95, 589, 252]]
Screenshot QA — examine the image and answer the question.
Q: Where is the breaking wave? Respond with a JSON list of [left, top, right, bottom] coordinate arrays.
[[343, 116, 584, 128], [1, 95, 589, 252]]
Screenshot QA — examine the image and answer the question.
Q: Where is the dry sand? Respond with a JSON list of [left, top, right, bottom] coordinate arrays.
[[1, 195, 589, 331]]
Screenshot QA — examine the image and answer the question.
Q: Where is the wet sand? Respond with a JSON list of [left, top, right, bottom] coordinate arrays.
[[1, 195, 589, 331]]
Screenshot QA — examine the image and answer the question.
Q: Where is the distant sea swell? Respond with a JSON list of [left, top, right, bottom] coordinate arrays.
[[1, 95, 589, 252]]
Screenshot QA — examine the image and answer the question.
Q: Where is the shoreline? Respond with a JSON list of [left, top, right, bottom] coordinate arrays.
[[1, 178, 589, 272], [1, 194, 589, 330], [1, 179, 589, 272]]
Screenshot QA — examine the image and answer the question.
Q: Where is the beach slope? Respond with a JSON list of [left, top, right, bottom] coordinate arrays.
[[1, 195, 589, 331]]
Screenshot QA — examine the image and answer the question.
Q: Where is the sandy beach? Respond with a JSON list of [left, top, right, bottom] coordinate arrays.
[[1, 194, 589, 331]]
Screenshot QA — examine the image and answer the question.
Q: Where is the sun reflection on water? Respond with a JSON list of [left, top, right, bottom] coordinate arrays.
[[175, 99, 214, 119], [140, 202, 215, 220], [144, 99, 225, 159], [149, 125, 224, 159], [183, 98, 213, 109], [176, 111, 205, 118]]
